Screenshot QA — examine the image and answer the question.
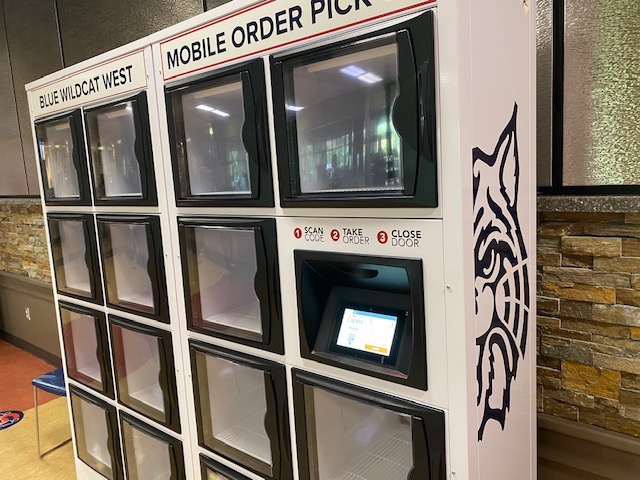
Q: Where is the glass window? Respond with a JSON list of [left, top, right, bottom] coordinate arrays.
[[112, 323, 165, 423], [37, 118, 81, 200], [61, 307, 107, 394], [50, 218, 94, 299], [194, 351, 272, 473], [70, 391, 116, 479], [86, 101, 143, 198], [102, 222, 154, 314], [304, 385, 413, 480], [172, 76, 251, 197], [185, 226, 261, 339], [285, 39, 402, 194], [122, 419, 173, 480]]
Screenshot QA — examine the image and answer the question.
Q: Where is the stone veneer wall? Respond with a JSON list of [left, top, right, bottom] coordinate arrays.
[[0, 199, 51, 283], [538, 210, 640, 437]]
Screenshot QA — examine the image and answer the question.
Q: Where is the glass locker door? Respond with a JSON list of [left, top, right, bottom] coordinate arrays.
[[179, 218, 282, 353], [85, 92, 157, 205], [110, 316, 180, 432], [98, 216, 169, 322], [271, 11, 436, 208], [190, 342, 292, 480], [60, 303, 113, 398], [292, 370, 446, 480], [120, 411, 185, 480], [200, 455, 251, 480], [48, 214, 102, 304], [35, 110, 91, 205], [69, 385, 122, 480], [166, 58, 274, 206]]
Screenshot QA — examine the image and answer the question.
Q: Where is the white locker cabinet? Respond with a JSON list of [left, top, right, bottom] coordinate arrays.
[[27, 1, 536, 479]]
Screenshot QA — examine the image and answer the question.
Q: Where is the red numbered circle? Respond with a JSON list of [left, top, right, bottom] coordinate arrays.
[[294, 228, 302, 239], [377, 231, 389, 244], [331, 229, 340, 242]]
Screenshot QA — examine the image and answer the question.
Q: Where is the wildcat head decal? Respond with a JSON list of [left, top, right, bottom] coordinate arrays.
[[473, 103, 530, 441]]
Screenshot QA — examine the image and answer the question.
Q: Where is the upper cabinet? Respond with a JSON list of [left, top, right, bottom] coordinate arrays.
[[271, 11, 436, 208], [85, 92, 157, 205], [35, 110, 91, 205], [166, 59, 274, 207]]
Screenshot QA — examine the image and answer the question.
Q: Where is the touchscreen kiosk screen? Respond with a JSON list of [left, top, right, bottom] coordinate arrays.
[[336, 308, 398, 357]]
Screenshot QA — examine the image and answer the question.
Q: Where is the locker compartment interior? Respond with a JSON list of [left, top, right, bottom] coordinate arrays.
[[271, 11, 436, 207], [98, 216, 168, 321], [190, 342, 291, 480], [48, 215, 101, 302], [69, 386, 121, 480], [295, 250, 426, 389], [85, 92, 157, 204], [110, 316, 180, 431], [179, 218, 282, 352], [60, 303, 112, 397], [121, 412, 184, 480], [35, 110, 91, 204], [292, 371, 446, 480], [166, 58, 273, 206]]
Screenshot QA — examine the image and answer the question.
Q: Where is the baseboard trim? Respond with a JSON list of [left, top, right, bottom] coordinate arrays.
[[0, 330, 61, 368], [538, 412, 640, 479]]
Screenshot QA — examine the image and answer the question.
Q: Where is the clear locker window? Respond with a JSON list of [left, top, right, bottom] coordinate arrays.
[[70, 391, 116, 479], [61, 308, 104, 392], [304, 385, 413, 480], [172, 76, 251, 197], [37, 118, 81, 199], [51, 219, 92, 297], [194, 351, 273, 472], [186, 226, 261, 338], [86, 101, 143, 199], [122, 419, 173, 480], [285, 39, 402, 194], [112, 324, 165, 423], [103, 222, 154, 313]]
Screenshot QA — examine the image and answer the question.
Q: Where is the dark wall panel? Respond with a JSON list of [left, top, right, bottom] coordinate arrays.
[[206, 0, 234, 10], [3, 0, 64, 196], [0, 5, 27, 196], [56, 0, 203, 67]]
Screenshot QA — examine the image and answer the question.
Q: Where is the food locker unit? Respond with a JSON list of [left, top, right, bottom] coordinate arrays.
[[28, 0, 535, 478], [28, 43, 196, 480]]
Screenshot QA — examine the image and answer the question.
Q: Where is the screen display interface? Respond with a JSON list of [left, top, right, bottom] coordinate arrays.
[[336, 308, 398, 357]]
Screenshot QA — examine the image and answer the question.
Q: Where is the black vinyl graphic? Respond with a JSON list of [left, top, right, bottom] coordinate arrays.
[[473, 104, 530, 441]]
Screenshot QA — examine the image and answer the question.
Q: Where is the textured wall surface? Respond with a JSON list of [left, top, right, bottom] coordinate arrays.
[[538, 211, 640, 437], [0, 199, 50, 282]]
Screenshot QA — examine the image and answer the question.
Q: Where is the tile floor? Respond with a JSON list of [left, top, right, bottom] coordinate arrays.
[[0, 338, 59, 411]]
